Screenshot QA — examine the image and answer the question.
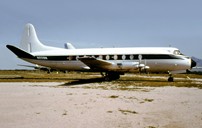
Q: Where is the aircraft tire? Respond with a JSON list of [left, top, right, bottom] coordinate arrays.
[[168, 76, 174, 82], [105, 72, 120, 81], [104, 76, 110, 81]]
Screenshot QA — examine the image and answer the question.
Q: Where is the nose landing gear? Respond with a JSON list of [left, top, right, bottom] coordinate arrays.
[[168, 72, 174, 82]]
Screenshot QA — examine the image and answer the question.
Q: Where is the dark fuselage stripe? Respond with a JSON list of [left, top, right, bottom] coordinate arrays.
[[34, 54, 183, 61]]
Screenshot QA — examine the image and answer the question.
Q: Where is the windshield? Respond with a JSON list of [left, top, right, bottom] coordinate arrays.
[[173, 50, 183, 55]]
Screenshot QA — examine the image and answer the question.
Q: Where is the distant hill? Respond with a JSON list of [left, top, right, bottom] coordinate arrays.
[[191, 57, 202, 73], [192, 56, 202, 67]]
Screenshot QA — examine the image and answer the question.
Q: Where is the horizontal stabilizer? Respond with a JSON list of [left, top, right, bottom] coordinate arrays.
[[6, 45, 34, 59]]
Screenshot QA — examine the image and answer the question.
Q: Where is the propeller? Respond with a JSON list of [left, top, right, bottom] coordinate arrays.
[[138, 55, 150, 73]]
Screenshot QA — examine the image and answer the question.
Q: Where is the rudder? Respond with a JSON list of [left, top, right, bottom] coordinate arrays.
[[20, 23, 55, 53]]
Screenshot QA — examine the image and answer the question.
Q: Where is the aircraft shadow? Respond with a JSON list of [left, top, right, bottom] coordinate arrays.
[[59, 76, 171, 87], [61, 77, 105, 86]]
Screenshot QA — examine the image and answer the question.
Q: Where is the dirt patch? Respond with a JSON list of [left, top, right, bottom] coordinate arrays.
[[0, 82, 202, 128]]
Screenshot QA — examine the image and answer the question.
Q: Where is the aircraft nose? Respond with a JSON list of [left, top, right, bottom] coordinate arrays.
[[191, 59, 197, 68]]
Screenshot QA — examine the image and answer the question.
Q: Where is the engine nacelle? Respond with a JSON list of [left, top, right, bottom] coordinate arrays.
[[112, 62, 150, 72]]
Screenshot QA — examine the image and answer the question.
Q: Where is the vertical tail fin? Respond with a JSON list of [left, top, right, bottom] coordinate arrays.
[[20, 23, 57, 53], [64, 42, 76, 49]]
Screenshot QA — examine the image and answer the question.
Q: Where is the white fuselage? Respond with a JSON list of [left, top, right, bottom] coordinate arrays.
[[22, 47, 192, 73]]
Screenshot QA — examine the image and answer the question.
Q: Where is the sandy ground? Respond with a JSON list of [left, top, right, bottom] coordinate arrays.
[[0, 82, 202, 128]]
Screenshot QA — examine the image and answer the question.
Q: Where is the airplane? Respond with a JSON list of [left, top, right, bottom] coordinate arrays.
[[6, 23, 196, 82]]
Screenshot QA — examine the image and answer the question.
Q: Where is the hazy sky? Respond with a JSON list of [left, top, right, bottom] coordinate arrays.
[[1, 0, 202, 69]]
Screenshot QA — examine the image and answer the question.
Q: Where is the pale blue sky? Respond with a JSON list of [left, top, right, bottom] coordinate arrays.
[[1, 0, 202, 69]]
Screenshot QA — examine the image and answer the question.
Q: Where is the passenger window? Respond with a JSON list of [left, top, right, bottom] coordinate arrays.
[[114, 55, 118, 60], [130, 55, 134, 60], [106, 55, 110, 60], [122, 55, 126, 60], [99, 55, 103, 59]]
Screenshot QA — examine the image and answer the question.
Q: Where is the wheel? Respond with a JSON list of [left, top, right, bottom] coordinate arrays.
[[104, 76, 111, 81], [104, 72, 120, 81], [168, 76, 174, 82]]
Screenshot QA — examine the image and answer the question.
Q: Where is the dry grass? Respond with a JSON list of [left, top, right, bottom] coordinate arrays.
[[0, 70, 97, 82], [1, 70, 202, 89]]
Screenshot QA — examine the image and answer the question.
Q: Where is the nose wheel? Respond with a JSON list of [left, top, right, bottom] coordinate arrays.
[[168, 72, 174, 82]]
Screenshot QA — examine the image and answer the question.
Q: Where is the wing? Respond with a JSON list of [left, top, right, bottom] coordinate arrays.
[[78, 57, 114, 71]]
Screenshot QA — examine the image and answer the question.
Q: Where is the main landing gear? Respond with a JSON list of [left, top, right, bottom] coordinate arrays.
[[101, 72, 121, 81], [168, 72, 174, 82]]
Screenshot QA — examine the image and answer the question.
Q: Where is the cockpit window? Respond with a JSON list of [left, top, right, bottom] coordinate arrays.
[[173, 50, 183, 55]]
